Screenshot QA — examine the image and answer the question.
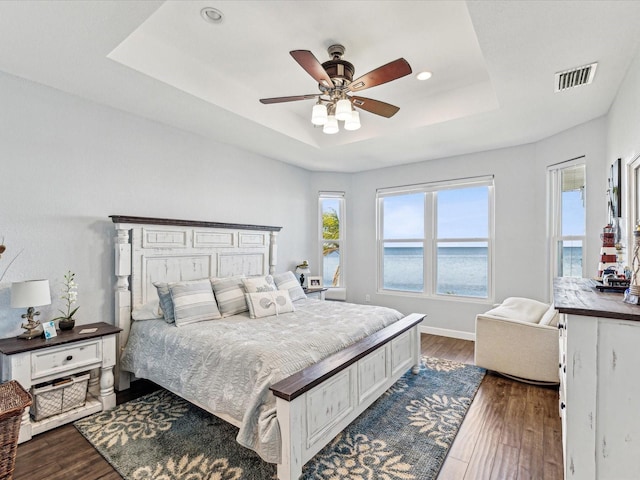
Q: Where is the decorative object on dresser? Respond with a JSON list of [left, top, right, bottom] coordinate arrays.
[[110, 215, 424, 480], [52, 270, 79, 330], [295, 260, 310, 287], [76, 357, 484, 480], [0, 322, 121, 443], [10, 279, 51, 339]]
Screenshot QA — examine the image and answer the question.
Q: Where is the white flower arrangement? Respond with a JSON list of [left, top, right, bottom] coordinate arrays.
[[54, 271, 79, 321]]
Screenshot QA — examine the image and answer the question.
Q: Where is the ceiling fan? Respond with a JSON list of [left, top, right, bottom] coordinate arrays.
[[259, 44, 412, 133]]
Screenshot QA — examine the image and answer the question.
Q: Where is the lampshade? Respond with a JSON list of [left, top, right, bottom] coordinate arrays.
[[344, 110, 361, 131], [335, 98, 352, 121], [11, 280, 51, 308], [323, 115, 339, 134], [311, 104, 328, 125]]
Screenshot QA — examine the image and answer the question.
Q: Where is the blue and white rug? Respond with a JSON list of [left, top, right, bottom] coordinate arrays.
[[75, 356, 485, 480]]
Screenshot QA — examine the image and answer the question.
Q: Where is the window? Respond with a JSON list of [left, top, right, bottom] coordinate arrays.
[[548, 160, 586, 279], [378, 177, 494, 299], [319, 192, 344, 287]]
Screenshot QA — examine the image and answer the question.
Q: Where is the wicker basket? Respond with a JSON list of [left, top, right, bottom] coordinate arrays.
[[30, 373, 89, 422], [0, 381, 32, 479]]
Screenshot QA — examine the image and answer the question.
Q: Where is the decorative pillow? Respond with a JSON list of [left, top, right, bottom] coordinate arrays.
[[272, 271, 307, 302], [485, 297, 550, 323], [169, 279, 221, 327], [242, 275, 276, 293], [211, 276, 248, 317], [539, 305, 559, 327], [153, 282, 175, 324], [245, 290, 295, 319], [131, 300, 163, 321]]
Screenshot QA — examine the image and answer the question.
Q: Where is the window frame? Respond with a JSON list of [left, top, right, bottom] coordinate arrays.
[[318, 191, 345, 288], [376, 176, 494, 302], [547, 158, 586, 285]]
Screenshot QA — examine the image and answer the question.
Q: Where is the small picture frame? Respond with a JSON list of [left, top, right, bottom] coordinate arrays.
[[307, 276, 322, 289], [42, 321, 57, 340]]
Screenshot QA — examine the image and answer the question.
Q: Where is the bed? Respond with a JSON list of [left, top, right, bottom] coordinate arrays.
[[110, 215, 424, 480]]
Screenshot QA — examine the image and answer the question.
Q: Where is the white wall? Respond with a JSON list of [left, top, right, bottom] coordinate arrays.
[[0, 71, 314, 338], [0, 54, 619, 340], [608, 43, 640, 245], [312, 118, 607, 337]]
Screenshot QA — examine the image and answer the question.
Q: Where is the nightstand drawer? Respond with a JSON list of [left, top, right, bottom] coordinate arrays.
[[31, 340, 102, 381]]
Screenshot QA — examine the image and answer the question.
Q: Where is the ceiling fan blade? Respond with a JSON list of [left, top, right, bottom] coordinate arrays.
[[259, 94, 318, 104], [347, 58, 412, 93], [350, 96, 400, 118], [290, 50, 334, 89]]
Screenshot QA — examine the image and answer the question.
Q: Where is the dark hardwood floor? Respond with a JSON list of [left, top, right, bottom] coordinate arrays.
[[13, 334, 563, 480]]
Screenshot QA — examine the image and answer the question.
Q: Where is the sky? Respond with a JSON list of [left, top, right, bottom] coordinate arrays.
[[383, 186, 489, 240]]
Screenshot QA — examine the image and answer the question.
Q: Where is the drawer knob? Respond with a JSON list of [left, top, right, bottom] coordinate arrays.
[[561, 402, 566, 409], [66, 355, 73, 361]]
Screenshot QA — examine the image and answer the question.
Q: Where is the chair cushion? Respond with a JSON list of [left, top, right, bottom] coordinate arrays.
[[484, 297, 550, 323], [539, 305, 559, 327]]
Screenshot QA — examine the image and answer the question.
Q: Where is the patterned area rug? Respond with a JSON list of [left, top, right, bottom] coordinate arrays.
[[75, 357, 485, 480]]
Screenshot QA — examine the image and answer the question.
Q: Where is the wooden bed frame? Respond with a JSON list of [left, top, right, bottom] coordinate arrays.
[[110, 215, 424, 480]]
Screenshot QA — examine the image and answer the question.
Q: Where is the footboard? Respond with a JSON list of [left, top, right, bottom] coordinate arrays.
[[270, 313, 424, 480]]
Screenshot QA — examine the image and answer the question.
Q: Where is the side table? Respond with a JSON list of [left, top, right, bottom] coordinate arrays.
[[304, 287, 328, 300], [0, 322, 121, 443]]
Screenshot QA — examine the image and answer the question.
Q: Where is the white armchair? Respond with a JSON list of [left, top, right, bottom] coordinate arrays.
[[474, 297, 559, 384]]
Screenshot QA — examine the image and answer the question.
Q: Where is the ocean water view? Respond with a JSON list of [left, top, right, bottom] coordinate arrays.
[[384, 246, 488, 297], [322, 246, 582, 295]]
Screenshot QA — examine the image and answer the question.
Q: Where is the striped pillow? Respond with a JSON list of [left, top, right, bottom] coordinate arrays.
[[168, 280, 221, 327], [153, 282, 175, 324], [211, 276, 248, 317], [273, 271, 307, 302]]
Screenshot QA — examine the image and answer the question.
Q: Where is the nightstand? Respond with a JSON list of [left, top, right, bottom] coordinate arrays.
[[304, 287, 327, 300], [0, 322, 121, 443]]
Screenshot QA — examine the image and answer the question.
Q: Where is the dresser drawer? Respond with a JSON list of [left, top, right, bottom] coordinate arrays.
[[31, 339, 102, 381]]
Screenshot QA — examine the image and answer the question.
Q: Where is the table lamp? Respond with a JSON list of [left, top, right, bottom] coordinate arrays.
[[11, 279, 51, 339], [295, 261, 311, 288]]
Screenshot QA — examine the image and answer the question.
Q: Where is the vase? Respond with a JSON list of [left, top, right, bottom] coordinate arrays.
[[58, 318, 75, 331]]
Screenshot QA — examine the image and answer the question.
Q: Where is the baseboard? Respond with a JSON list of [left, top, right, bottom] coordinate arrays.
[[419, 325, 476, 342]]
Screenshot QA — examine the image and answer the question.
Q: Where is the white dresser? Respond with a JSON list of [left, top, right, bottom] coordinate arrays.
[[555, 278, 640, 480]]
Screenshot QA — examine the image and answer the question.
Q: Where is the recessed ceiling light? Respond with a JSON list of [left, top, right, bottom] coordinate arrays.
[[416, 71, 432, 81], [201, 7, 224, 24]]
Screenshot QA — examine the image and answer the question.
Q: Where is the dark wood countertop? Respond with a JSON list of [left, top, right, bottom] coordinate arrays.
[[0, 322, 122, 355], [553, 277, 640, 322]]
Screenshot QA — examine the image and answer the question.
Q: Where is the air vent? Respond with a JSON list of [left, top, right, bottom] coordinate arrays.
[[555, 62, 598, 92]]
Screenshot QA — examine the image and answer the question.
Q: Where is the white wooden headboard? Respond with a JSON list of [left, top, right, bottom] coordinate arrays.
[[110, 215, 282, 390]]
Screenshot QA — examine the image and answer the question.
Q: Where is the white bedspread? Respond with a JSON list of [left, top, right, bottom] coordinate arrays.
[[120, 299, 403, 463]]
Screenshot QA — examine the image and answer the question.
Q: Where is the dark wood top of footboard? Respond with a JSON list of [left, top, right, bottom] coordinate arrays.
[[110, 215, 282, 232], [270, 313, 425, 401]]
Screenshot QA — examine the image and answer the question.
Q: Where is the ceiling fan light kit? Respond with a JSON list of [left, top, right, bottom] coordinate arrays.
[[323, 115, 339, 134], [344, 110, 361, 131], [260, 44, 412, 135], [311, 103, 328, 125]]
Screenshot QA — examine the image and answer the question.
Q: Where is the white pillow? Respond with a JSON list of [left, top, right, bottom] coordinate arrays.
[[245, 290, 295, 319], [539, 305, 559, 327], [485, 297, 550, 323], [242, 275, 276, 293], [131, 300, 163, 321]]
